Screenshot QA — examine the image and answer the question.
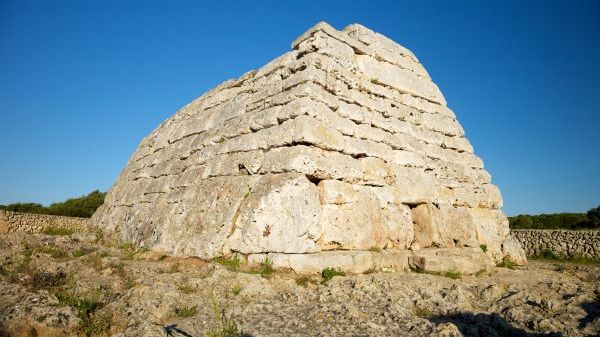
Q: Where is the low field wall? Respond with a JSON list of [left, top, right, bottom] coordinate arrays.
[[0, 209, 88, 233], [512, 229, 600, 259]]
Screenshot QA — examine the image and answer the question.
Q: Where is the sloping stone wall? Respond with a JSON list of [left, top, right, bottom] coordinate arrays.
[[0, 210, 88, 234], [512, 229, 600, 259]]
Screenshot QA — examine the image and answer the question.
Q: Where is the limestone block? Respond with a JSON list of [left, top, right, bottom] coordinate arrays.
[[226, 173, 321, 254], [437, 205, 479, 247], [389, 166, 436, 204], [253, 251, 374, 274], [410, 204, 444, 249], [371, 250, 412, 272], [355, 54, 446, 105], [409, 248, 494, 275], [469, 208, 511, 263], [318, 195, 386, 250], [501, 234, 527, 265]]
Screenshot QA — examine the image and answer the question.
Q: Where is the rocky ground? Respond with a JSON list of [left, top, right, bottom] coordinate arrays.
[[0, 231, 598, 337]]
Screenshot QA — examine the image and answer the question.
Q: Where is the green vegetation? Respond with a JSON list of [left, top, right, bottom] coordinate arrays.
[[414, 306, 430, 318], [321, 268, 345, 284], [42, 226, 76, 236], [509, 204, 599, 230], [119, 242, 149, 260], [206, 295, 243, 337], [37, 244, 68, 259], [480, 244, 488, 253], [174, 305, 198, 318], [231, 285, 242, 295], [295, 276, 312, 287], [212, 256, 241, 271], [54, 290, 109, 336], [247, 258, 275, 278], [0, 190, 105, 218], [441, 270, 462, 279], [530, 249, 600, 265], [415, 269, 462, 279], [497, 258, 516, 270]]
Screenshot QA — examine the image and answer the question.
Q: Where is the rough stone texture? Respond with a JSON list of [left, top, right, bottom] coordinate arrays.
[[513, 229, 600, 259], [0, 210, 88, 234], [91, 22, 526, 269], [0, 232, 598, 337]]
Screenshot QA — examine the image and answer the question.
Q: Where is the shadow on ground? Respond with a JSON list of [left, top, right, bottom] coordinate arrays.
[[579, 300, 600, 330], [163, 324, 254, 337], [429, 312, 562, 337]]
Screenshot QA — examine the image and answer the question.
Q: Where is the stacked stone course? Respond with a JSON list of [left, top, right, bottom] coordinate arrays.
[[0, 210, 88, 234], [512, 229, 600, 259], [90, 22, 526, 273]]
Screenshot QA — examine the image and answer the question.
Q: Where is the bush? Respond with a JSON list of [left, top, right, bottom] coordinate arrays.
[[509, 205, 600, 230], [1, 190, 105, 218]]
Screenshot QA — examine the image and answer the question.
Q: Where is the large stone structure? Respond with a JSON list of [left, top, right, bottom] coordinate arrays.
[[91, 22, 526, 273]]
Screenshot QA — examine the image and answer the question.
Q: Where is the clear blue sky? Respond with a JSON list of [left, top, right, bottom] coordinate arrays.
[[1, 1, 598, 216]]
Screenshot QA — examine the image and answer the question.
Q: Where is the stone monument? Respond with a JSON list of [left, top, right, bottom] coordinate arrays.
[[91, 22, 526, 274]]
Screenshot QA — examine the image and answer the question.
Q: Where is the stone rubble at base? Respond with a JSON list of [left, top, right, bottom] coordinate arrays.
[[90, 21, 526, 274]]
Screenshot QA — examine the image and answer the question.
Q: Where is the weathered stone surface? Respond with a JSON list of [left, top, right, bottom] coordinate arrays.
[[409, 248, 494, 275], [225, 173, 321, 254], [91, 21, 526, 271]]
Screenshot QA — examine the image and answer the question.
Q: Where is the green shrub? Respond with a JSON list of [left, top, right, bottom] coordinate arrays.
[[295, 276, 312, 287], [480, 244, 488, 253], [213, 256, 241, 271], [508, 205, 600, 230], [231, 286, 242, 295], [442, 270, 462, 279], [55, 291, 101, 320], [321, 268, 345, 284], [1, 190, 105, 218], [497, 258, 516, 270]]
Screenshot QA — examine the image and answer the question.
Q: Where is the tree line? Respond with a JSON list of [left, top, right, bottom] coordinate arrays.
[[0, 190, 106, 218], [509, 204, 600, 230]]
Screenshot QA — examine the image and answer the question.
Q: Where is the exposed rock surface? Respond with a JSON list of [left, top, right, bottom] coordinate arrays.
[[90, 21, 526, 270], [1, 232, 598, 337]]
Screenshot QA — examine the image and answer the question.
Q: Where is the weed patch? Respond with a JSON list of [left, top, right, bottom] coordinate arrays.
[[247, 258, 275, 278], [174, 305, 197, 318], [497, 258, 516, 269], [206, 294, 243, 337], [530, 250, 600, 265], [231, 285, 242, 296], [321, 268, 345, 284], [213, 256, 241, 271], [295, 276, 314, 287], [42, 227, 75, 236]]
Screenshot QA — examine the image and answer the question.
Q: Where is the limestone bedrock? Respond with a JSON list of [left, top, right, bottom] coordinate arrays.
[[90, 22, 526, 273]]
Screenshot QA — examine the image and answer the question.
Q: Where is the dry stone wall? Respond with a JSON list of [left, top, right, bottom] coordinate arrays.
[[0, 210, 88, 234], [90, 22, 526, 272], [512, 229, 600, 259]]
